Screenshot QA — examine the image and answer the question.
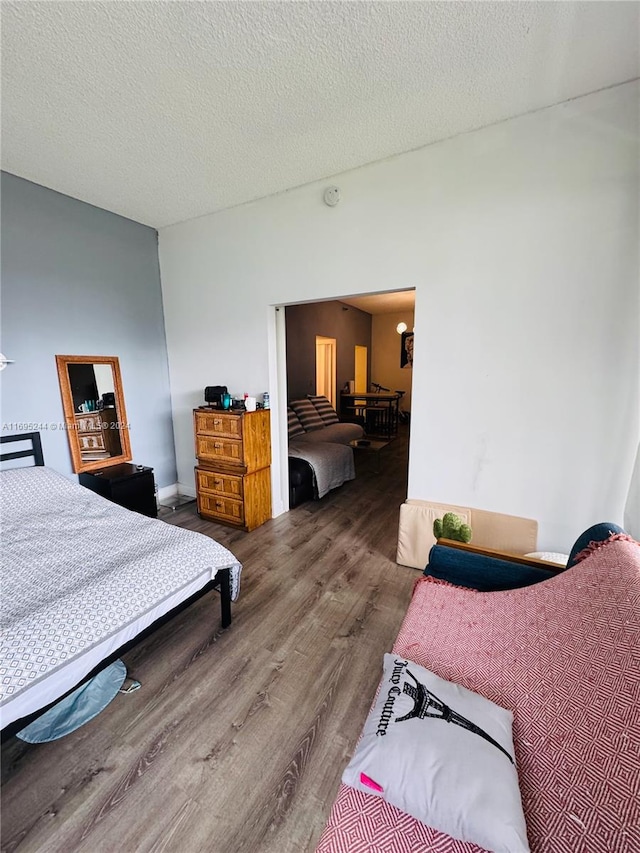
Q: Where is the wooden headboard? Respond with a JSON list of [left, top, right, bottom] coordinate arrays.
[[0, 432, 45, 467]]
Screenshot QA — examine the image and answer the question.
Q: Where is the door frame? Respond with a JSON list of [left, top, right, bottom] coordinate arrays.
[[315, 335, 337, 407], [268, 305, 289, 516], [268, 288, 417, 517]]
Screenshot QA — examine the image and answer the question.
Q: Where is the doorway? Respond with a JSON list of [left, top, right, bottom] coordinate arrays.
[[273, 289, 415, 515], [316, 336, 337, 407], [354, 345, 368, 393]]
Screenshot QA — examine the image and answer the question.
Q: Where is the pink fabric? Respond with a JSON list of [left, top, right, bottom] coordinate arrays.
[[571, 531, 636, 565], [317, 537, 640, 853], [418, 574, 478, 592]]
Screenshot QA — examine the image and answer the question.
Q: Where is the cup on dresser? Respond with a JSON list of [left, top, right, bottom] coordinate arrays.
[[245, 396, 257, 412]]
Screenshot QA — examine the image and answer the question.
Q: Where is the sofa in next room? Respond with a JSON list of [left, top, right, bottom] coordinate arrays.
[[287, 396, 364, 507]]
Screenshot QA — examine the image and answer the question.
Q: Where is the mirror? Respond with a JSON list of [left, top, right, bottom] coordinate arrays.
[[55, 355, 132, 473]]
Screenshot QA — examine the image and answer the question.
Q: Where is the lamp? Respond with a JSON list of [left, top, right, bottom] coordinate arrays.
[[396, 322, 407, 334]]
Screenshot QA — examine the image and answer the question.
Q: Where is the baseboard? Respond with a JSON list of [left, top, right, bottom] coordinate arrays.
[[158, 483, 179, 501], [176, 482, 197, 499]]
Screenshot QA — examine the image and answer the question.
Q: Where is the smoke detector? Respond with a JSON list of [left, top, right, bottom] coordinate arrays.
[[323, 186, 341, 207]]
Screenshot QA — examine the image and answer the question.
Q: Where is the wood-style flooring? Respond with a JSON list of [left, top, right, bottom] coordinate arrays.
[[1, 428, 418, 853]]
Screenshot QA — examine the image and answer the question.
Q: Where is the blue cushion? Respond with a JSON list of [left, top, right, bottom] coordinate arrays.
[[566, 522, 625, 568], [424, 544, 557, 592]]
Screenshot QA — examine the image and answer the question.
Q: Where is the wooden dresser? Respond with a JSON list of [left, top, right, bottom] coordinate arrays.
[[74, 407, 121, 462], [193, 408, 272, 531]]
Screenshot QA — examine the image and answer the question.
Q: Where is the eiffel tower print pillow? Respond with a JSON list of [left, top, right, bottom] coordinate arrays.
[[342, 654, 529, 853]]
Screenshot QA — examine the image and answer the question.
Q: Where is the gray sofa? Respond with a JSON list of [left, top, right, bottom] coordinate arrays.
[[288, 397, 364, 506], [292, 421, 364, 445]]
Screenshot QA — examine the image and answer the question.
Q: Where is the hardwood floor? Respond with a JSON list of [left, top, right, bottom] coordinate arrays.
[[1, 428, 418, 853]]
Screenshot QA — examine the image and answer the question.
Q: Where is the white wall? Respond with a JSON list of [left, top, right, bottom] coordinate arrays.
[[159, 82, 639, 551]]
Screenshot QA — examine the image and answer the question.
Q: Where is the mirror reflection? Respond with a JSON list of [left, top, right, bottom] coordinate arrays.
[[68, 363, 123, 461], [56, 355, 132, 474]]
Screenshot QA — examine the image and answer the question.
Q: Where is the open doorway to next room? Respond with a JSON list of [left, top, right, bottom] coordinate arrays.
[[283, 288, 415, 509], [285, 290, 415, 421]]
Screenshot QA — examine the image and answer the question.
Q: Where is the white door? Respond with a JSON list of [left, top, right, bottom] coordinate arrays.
[[354, 345, 368, 393], [316, 336, 337, 407]]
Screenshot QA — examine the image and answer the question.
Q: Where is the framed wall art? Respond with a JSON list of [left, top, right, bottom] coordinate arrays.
[[401, 331, 414, 369]]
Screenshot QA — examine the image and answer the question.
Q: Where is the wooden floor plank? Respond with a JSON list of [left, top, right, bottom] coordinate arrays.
[[1, 427, 417, 852]]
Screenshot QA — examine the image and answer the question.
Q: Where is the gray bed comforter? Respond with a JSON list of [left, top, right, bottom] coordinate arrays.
[[0, 465, 242, 720]]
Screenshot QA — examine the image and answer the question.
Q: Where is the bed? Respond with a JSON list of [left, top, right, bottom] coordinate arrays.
[[0, 433, 242, 731], [316, 533, 640, 852]]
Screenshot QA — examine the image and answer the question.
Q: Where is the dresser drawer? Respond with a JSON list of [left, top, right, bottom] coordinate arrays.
[[196, 468, 243, 500], [198, 493, 244, 525], [78, 432, 106, 450], [76, 413, 103, 432], [195, 411, 243, 439], [196, 436, 243, 466]]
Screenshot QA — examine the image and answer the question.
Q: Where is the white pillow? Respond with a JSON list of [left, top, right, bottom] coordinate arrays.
[[342, 655, 530, 853], [525, 551, 569, 565]]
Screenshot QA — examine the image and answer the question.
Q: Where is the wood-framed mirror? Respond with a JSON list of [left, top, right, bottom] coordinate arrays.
[[55, 355, 132, 474]]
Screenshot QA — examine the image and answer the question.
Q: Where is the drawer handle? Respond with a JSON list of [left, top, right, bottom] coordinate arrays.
[[215, 500, 223, 509], [214, 479, 223, 489], [214, 442, 222, 449], [213, 419, 222, 426]]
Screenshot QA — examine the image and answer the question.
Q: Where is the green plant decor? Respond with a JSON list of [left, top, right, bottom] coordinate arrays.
[[433, 512, 472, 543]]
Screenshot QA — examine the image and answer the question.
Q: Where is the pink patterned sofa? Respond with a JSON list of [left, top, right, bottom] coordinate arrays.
[[317, 533, 640, 853]]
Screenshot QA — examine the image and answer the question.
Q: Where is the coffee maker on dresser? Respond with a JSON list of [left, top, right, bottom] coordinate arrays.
[[202, 385, 229, 409]]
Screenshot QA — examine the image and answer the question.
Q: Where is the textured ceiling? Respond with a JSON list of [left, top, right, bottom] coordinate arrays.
[[341, 291, 415, 316], [2, 2, 638, 228]]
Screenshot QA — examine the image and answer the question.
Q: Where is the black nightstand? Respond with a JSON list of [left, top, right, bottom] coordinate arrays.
[[79, 463, 157, 518]]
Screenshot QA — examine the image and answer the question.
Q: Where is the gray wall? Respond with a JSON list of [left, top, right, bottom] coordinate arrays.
[[285, 301, 372, 413], [0, 172, 177, 486]]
